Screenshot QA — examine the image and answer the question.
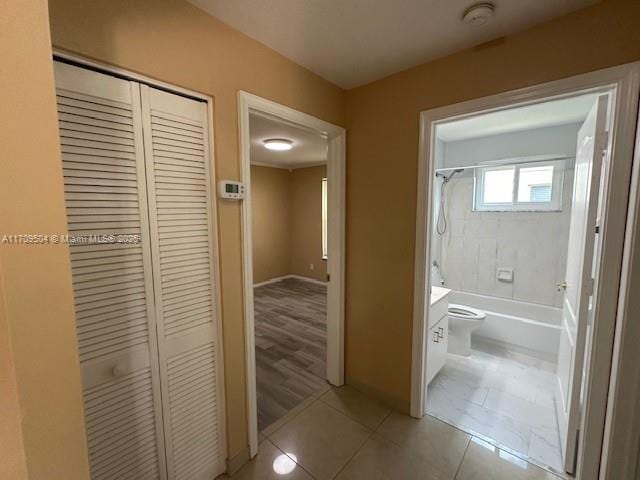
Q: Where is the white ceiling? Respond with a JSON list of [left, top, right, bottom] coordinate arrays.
[[187, 0, 598, 89], [250, 113, 327, 169], [436, 93, 600, 142]]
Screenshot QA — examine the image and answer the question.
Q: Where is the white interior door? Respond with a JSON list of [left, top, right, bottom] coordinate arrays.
[[140, 85, 225, 480], [555, 94, 609, 474]]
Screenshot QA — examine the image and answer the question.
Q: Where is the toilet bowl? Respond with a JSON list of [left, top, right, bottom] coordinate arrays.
[[447, 304, 486, 357]]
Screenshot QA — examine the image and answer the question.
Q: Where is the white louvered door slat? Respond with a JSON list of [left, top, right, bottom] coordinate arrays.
[[54, 61, 167, 480], [141, 85, 225, 480]]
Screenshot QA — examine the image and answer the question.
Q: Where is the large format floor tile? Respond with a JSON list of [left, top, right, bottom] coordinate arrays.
[[457, 437, 561, 480], [269, 401, 372, 480], [220, 440, 313, 480], [336, 433, 458, 480], [376, 412, 470, 479], [229, 383, 565, 480], [320, 385, 391, 430], [426, 346, 563, 474]]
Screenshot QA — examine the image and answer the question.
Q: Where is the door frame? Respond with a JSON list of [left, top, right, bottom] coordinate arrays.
[[410, 62, 640, 479], [51, 50, 229, 474], [237, 91, 346, 457]]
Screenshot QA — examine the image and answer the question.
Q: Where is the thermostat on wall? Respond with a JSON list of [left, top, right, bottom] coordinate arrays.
[[218, 180, 245, 200]]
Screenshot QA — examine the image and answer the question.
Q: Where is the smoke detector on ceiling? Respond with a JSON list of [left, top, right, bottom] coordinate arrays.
[[462, 3, 495, 26]]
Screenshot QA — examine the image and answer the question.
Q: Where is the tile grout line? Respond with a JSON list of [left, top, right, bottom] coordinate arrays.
[[265, 438, 319, 480], [453, 437, 472, 480], [262, 396, 320, 439], [329, 426, 376, 480], [268, 391, 379, 480], [316, 389, 393, 432]]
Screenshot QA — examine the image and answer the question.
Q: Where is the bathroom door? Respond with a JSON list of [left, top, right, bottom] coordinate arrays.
[[556, 95, 609, 474]]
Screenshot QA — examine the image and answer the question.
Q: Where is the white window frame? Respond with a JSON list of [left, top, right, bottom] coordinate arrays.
[[474, 159, 565, 212], [322, 177, 328, 260]]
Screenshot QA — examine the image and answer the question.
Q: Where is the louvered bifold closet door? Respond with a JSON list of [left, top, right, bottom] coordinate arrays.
[[140, 85, 224, 480], [54, 61, 167, 480]]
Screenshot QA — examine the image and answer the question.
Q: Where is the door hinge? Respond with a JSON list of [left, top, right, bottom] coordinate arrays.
[[326, 273, 330, 282], [595, 225, 600, 234]]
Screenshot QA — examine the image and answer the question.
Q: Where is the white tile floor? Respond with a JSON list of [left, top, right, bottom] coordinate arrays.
[[426, 343, 564, 476]]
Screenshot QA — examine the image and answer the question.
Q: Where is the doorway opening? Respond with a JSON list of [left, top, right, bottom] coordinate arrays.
[[250, 112, 330, 431], [238, 92, 346, 457], [425, 92, 606, 475], [411, 64, 640, 480]]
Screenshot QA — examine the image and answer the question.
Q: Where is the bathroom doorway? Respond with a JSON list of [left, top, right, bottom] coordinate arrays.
[[410, 64, 640, 479]]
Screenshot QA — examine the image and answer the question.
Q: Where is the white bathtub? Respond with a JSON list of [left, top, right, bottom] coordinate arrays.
[[448, 290, 561, 362]]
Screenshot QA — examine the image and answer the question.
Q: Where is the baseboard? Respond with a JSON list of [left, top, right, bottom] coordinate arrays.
[[345, 375, 409, 414], [253, 275, 291, 288], [288, 274, 327, 286], [254, 274, 327, 288], [226, 445, 251, 476]]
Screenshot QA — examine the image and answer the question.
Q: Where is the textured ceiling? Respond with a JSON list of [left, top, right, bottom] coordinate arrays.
[[250, 113, 327, 169], [188, 0, 598, 88]]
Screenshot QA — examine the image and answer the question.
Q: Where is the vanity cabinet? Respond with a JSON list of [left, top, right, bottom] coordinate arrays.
[[427, 287, 450, 384]]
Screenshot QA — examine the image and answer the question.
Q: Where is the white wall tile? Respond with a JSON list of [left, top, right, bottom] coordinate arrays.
[[439, 175, 572, 308]]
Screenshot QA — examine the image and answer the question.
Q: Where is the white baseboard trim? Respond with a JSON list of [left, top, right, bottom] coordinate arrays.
[[253, 275, 291, 288], [288, 274, 328, 286], [253, 274, 327, 288]]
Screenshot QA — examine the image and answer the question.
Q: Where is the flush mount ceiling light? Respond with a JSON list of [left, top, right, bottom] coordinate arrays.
[[263, 138, 293, 151], [462, 3, 495, 26]]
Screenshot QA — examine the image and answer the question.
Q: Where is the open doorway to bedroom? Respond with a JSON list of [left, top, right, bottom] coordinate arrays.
[[248, 111, 330, 431], [238, 92, 346, 457]]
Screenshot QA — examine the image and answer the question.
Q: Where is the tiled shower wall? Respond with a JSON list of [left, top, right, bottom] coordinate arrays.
[[438, 170, 573, 308]]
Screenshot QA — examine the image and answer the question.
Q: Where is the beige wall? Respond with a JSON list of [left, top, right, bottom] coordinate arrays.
[[251, 166, 291, 283], [47, 0, 345, 461], [0, 0, 90, 478], [344, 0, 640, 410], [290, 166, 327, 282], [0, 264, 27, 480], [5, 0, 640, 475], [251, 165, 327, 283]]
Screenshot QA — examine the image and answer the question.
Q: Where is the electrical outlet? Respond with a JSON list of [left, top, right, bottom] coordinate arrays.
[[309, 263, 314, 271]]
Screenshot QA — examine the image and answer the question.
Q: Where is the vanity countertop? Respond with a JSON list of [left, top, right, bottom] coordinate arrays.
[[430, 286, 451, 306]]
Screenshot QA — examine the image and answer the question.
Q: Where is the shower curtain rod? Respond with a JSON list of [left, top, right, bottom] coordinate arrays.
[[434, 153, 571, 173]]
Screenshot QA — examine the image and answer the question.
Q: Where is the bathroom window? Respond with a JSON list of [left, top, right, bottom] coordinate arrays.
[[474, 160, 564, 212]]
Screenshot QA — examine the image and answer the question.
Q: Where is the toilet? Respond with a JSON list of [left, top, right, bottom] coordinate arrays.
[[447, 304, 486, 357]]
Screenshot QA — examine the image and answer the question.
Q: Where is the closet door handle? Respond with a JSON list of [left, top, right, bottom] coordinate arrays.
[[112, 364, 126, 377]]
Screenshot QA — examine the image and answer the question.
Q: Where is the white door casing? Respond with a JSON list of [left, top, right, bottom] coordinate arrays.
[[237, 91, 346, 458], [556, 95, 609, 474]]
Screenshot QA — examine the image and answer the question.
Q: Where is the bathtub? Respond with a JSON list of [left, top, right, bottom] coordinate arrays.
[[448, 290, 561, 362]]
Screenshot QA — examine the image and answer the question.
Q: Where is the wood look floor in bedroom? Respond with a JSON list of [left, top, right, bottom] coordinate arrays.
[[254, 278, 328, 431]]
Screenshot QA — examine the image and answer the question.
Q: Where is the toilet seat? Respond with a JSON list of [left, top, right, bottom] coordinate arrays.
[[448, 304, 485, 321]]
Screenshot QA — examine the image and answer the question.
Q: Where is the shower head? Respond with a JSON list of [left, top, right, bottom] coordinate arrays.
[[436, 168, 464, 182]]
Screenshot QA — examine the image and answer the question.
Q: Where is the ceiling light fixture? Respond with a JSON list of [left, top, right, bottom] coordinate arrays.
[[263, 138, 293, 151], [462, 3, 495, 27]]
